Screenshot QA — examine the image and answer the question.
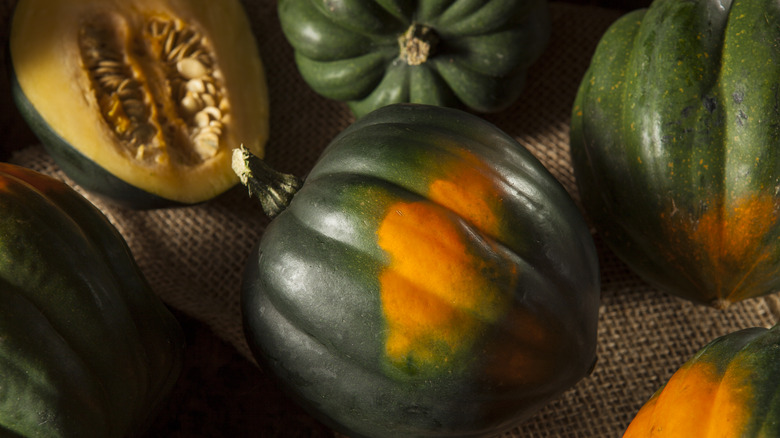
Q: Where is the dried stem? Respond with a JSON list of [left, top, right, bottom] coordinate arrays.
[[232, 146, 302, 218]]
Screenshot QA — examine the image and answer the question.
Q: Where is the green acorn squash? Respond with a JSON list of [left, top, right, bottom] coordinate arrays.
[[570, 0, 780, 307], [624, 324, 780, 437], [0, 163, 185, 436], [9, 0, 269, 209], [278, 0, 551, 118], [234, 104, 600, 438]]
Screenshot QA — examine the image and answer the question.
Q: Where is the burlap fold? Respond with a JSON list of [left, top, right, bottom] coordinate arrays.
[[4, 1, 780, 436]]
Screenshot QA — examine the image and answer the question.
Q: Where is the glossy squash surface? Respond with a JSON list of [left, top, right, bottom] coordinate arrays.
[[570, 0, 780, 307], [0, 163, 185, 436], [10, 0, 269, 208], [238, 104, 600, 438], [279, 0, 550, 118], [624, 324, 780, 437]]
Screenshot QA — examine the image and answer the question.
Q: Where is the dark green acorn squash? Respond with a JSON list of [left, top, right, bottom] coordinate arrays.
[[235, 104, 600, 438], [0, 163, 185, 436], [278, 0, 551, 118], [624, 324, 780, 437], [9, 0, 269, 209], [570, 0, 780, 308]]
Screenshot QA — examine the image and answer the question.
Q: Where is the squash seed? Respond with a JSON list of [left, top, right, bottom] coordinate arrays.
[[201, 106, 221, 120], [181, 93, 201, 113], [176, 58, 208, 79], [194, 131, 220, 159], [200, 93, 216, 108], [194, 110, 211, 127], [186, 78, 206, 93]]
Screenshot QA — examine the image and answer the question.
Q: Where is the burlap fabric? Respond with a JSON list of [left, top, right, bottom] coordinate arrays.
[[3, 1, 780, 436]]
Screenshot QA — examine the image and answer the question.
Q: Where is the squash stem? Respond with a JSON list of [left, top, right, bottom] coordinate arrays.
[[398, 23, 439, 66], [232, 146, 302, 218]]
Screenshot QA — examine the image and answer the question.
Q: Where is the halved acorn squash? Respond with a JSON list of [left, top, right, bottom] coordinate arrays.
[[9, 0, 269, 208]]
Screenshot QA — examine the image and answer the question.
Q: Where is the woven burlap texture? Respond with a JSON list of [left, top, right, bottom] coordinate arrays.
[[5, 1, 780, 436]]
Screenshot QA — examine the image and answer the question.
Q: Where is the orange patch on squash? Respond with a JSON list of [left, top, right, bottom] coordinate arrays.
[[376, 155, 516, 374], [623, 360, 751, 437], [427, 157, 501, 236], [692, 194, 776, 265], [664, 193, 778, 301]]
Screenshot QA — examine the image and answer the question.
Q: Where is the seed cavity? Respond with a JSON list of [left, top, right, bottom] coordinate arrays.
[[78, 13, 231, 166]]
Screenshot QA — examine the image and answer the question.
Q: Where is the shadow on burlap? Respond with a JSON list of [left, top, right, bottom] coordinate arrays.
[[3, 1, 780, 436]]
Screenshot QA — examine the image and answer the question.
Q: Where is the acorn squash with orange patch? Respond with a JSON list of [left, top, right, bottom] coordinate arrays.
[[624, 324, 780, 437], [570, 0, 780, 307], [234, 104, 600, 438], [10, 0, 268, 208]]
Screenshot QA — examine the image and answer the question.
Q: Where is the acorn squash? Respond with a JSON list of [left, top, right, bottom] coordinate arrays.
[[9, 0, 269, 209], [0, 163, 185, 436], [278, 0, 551, 118], [234, 104, 600, 438], [570, 0, 780, 307], [624, 324, 780, 437]]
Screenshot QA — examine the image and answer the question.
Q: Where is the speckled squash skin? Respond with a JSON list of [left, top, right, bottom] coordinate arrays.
[[241, 104, 600, 438], [0, 163, 185, 436], [278, 0, 551, 118], [624, 324, 780, 437], [570, 0, 780, 307]]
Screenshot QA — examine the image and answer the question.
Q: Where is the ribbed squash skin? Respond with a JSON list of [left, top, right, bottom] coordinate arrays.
[[242, 104, 600, 438], [570, 0, 780, 307], [624, 324, 780, 437], [279, 0, 550, 118], [0, 163, 185, 436]]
